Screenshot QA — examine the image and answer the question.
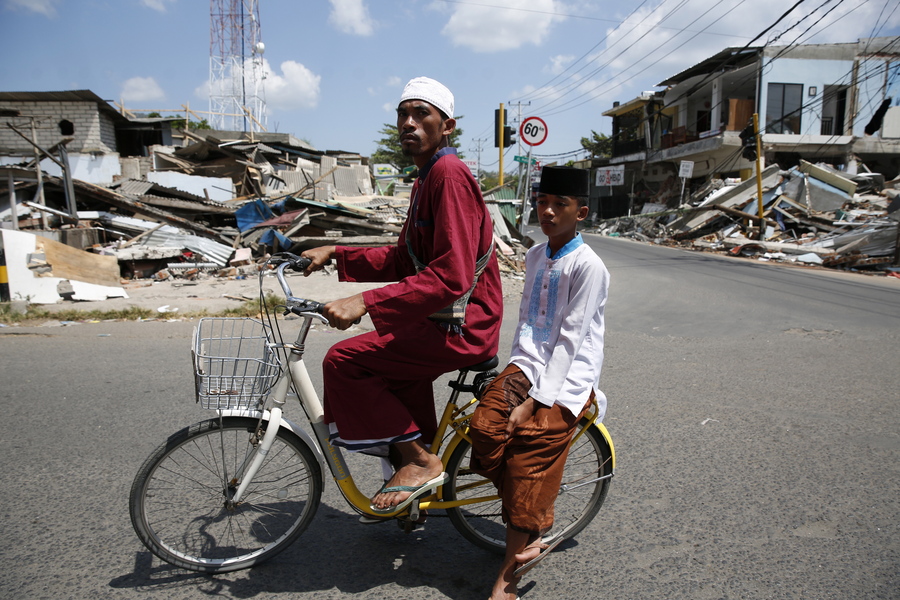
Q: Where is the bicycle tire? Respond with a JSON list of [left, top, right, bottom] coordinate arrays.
[[444, 418, 612, 554], [129, 416, 322, 573]]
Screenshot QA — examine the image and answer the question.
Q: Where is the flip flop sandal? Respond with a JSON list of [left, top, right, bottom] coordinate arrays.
[[514, 536, 565, 578], [358, 514, 392, 524], [369, 472, 449, 516]]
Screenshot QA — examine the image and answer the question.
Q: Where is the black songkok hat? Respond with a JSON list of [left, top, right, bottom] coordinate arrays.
[[538, 165, 590, 197]]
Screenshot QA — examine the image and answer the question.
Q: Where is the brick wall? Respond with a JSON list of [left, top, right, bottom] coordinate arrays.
[[0, 100, 118, 155]]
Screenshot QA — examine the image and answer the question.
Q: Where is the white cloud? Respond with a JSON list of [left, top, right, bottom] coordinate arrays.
[[140, 0, 176, 13], [442, 0, 563, 53], [520, 0, 900, 121], [194, 59, 321, 111], [597, 0, 900, 87], [264, 60, 321, 110], [120, 77, 166, 103], [548, 54, 576, 75], [4, 0, 59, 17], [328, 0, 375, 36]]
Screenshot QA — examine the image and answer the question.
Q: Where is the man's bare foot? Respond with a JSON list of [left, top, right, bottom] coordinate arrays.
[[371, 440, 443, 510]]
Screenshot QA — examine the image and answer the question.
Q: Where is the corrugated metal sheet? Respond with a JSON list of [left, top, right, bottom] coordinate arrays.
[[353, 164, 373, 195], [141, 230, 234, 267], [333, 166, 361, 196], [267, 170, 309, 195], [114, 179, 155, 196], [229, 142, 280, 154], [109, 178, 229, 209]]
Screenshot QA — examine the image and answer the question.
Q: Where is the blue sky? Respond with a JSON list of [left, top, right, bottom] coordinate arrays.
[[1, 0, 898, 173]]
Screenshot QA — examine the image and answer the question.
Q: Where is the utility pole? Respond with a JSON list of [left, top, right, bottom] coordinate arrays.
[[752, 113, 765, 239], [471, 137, 488, 184]]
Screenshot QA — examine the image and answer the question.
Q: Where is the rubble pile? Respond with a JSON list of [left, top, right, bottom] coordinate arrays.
[[596, 159, 900, 275], [1, 131, 527, 304]]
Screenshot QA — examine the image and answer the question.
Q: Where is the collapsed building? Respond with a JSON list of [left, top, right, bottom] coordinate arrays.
[[0, 91, 524, 304], [581, 37, 900, 273]]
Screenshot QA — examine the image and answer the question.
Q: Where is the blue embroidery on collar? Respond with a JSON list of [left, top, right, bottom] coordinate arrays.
[[545, 232, 584, 259], [417, 147, 457, 182]]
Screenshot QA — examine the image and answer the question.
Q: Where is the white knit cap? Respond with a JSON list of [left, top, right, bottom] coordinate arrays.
[[399, 77, 454, 118]]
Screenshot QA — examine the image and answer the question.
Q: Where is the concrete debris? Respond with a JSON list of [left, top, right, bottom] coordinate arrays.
[[594, 160, 900, 275]]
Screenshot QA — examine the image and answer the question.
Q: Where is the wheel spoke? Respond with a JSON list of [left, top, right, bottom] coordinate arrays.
[[130, 417, 322, 573], [446, 418, 612, 554]]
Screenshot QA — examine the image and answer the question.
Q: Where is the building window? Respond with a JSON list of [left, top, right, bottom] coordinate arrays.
[[766, 83, 802, 134], [58, 120, 74, 136]]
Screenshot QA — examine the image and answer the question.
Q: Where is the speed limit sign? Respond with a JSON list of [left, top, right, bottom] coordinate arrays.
[[520, 116, 548, 146]]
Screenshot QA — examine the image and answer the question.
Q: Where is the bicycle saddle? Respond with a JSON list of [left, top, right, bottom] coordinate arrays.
[[462, 356, 499, 372]]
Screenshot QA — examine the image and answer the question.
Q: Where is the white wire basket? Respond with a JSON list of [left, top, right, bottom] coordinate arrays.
[[192, 318, 281, 410]]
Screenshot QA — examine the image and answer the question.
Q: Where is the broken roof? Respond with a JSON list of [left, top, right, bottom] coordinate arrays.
[[656, 47, 761, 87], [0, 90, 127, 123]]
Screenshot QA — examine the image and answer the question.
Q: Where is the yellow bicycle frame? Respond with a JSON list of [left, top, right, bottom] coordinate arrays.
[[330, 391, 615, 517]]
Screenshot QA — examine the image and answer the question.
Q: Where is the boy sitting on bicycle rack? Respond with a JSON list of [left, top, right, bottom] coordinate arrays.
[[469, 165, 610, 600]]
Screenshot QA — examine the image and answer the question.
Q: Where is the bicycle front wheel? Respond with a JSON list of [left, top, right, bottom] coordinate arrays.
[[444, 418, 613, 554], [129, 416, 322, 573]]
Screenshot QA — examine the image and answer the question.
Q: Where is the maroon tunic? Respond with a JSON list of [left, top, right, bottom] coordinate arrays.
[[323, 149, 502, 449]]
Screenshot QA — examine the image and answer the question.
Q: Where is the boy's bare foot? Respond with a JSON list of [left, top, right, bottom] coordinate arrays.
[[514, 539, 547, 564]]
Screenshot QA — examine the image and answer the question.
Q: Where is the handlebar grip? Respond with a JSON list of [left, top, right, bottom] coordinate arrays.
[[280, 252, 312, 272]]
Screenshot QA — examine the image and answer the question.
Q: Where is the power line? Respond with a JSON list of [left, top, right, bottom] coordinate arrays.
[[533, 0, 748, 118], [436, 0, 753, 37]]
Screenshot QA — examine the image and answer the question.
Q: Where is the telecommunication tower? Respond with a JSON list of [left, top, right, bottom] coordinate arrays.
[[209, 0, 267, 132]]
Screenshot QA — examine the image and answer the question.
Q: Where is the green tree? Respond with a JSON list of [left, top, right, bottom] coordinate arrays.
[[371, 117, 465, 170], [478, 170, 519, 194], [580, 130, 612, 158]]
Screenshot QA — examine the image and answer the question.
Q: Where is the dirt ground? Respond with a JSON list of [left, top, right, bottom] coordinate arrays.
[[31, 265, 526, 319]]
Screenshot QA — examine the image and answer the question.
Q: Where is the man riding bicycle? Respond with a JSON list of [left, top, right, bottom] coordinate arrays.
[[301, 76, 502, 514]]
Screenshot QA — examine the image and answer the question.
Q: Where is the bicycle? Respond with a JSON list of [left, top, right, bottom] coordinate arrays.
[[128, 252, 615, 574]]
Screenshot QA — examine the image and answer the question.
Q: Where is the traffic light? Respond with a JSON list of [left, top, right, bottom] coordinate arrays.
[[739, 122, 757, 161], [494, 109, 504, 148], [494, 109, 515, 148], [503, 125, 515, 147]]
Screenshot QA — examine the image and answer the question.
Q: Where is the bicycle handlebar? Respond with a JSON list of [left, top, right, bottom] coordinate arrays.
[[268, 253, 326, 318], [268, 252, 359, 325]]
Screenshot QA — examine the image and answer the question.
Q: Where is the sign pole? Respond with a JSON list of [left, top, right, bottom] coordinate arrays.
[[678, 160, 694, 206], [518, 116, 548, 234], [520, 146, 534, 235]]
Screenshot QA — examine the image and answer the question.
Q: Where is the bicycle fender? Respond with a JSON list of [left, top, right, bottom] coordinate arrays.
[[218, 409, 328, 484], [595, 421, 616, 470], [441, 430, 471, 471]]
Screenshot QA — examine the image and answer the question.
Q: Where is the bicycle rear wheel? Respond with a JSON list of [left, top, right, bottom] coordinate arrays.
[[129, 416, 322, 573], [444, 418, 613, 554]]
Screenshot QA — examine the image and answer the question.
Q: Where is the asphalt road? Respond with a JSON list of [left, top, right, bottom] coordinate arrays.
[[0, 234, 898, 600]]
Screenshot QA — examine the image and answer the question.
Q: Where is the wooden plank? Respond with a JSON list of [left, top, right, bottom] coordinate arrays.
[[34, 235, 122, 287]]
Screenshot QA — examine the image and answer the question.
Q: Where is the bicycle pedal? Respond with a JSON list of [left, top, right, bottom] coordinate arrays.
[[408, 500, 420, 523]]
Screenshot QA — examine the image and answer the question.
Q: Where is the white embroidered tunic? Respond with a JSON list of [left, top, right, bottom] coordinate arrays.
[[510, 233, 610, 418]]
